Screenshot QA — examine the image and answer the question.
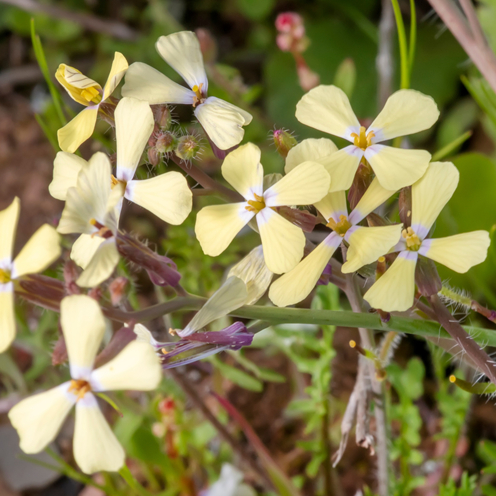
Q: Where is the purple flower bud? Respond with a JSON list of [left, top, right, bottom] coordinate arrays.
[[117, 233, 181, 287], [317, 263, 332, 286]]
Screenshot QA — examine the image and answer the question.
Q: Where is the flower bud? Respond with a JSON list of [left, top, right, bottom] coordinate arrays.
[[147, 146, 161, 167], [176, 135, 201, 161], [153, 104, 173, 130], [109, 276, 128, 306], [156, 131, 177, 155], [273, 129, 297, 158]]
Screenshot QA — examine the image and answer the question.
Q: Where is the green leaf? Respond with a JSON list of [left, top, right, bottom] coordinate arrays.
[[235, 0, 274, 20], [333, 58, 356, 98], [211, 357, 263, 392]]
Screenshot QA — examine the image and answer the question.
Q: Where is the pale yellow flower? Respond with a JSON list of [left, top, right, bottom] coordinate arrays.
[[269, 179, 401, 307], [364, 162, 490, 312], [195, 143, 330, 274], [56, 53, 128, 153], [0, 198, 60, 352], [122, 31, 252, 150], [295, 85, 439, 191], [9, 295, 162, 474]]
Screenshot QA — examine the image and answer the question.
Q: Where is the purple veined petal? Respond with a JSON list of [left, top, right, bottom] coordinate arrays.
[[161, 322, 252, 369]]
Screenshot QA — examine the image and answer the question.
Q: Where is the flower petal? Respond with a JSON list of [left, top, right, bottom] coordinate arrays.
[[364, 145, 430, 191], [126, 171, 192, 225], [156, 31, 208, 92], [12, 225, 60, 279], [349, 177, 397, 224], [257, 208, 305, 274], [49, 152, 88, 201], [75, 238, 119, 288], [115, 97, 154, 182], [363, 251, 418, 312], [367, 89, 439, 142], [318, 146, 362, 192], [0, 197, 19, 262], [181, 276, 248, 336], [295, 85, 360, 140], [228, 245, 273, 305], [57, 107, 98, 154], [121, 62, 195, 105], [264, 162, 330, 207], [73, 393, 124, 474], [411, 161, 459, 239], [313, 190, 348, 223], [71, 234, 104, 270], [195, 203, 254, 257], [284, 138, 338, 173], [58, 152, 113, 235], [8, 383, 76, 454], [269, 233, 341, 306], [419, 231, 490, 273], [102, 52, 128, 100], [61, 295, 106, 379], [195, 97, 252, 150], [221, 143, 264, 199], [0, 288, 15, 353], [342, 224, 403, 273], [90, 341, 162, 392], [55, 64, 101, 106]]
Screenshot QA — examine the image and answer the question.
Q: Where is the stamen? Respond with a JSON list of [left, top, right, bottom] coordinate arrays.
[[68, 379, 91, 401], [0, 268, 11, 284], [245, 193, 266, 214], [402, 227, 421, 251], [80, 86, 102, 104], [350, 126, 375, 150], [192, 83, 205, 107], [326, 214, 352, 236]]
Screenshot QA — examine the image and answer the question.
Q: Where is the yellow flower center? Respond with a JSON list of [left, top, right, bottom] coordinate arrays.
[[0, 268, 11, 284], [192, 83, 205, 107], [402, 227, 421, 251], [350, 126, 375, 151], [68, 379, 91, 401], [245, 193, 266, 214], [81, 86, 102, 104], [327, 214, 352, 237]]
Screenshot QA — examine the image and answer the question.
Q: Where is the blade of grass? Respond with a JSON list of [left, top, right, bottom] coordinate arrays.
[[391, 0, 410, 89], [34, 113, 58, 152], [431, 130, 472, 160], [408, 0, 416, 72], [30, 18, 66, 128]]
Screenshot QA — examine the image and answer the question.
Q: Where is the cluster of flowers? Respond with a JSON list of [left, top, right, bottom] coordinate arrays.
[[1, 29, 491, 476]]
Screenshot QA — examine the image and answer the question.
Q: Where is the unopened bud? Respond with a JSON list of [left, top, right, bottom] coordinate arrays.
[[153, 104, 173, 130], [297, 63, 320, 91], [147, 146, 160, 167], [273, 129, 297, 158], [176, 135, 201, 161], [156, 131, 177, 155]]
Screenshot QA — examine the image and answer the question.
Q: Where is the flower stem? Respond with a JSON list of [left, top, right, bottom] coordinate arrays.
[[119, 465, 152, 496]]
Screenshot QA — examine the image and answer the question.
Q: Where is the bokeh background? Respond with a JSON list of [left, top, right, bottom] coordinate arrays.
[[1, 0, 496, 495]]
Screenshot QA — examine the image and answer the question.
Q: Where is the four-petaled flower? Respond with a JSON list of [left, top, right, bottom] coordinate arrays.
[[364, 162, 490, 312], [56, 53, 128, 153], [9, 295, 162, 474], [122, 31, 252, 151], [195, 143, 330, 274], [295, 85, 439, 191], [0, 198, 60, 352], [269, 175, 402, 307]]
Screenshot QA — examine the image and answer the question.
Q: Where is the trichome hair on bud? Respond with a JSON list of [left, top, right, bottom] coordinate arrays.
[[272, 128, 298, 158]]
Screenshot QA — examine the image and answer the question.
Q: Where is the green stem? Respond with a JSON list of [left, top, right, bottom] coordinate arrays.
[[391, 0, 410, 89], [110, 295, 496, 348], [408, 0, 417, 72], [119, 465, 153, 496]]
